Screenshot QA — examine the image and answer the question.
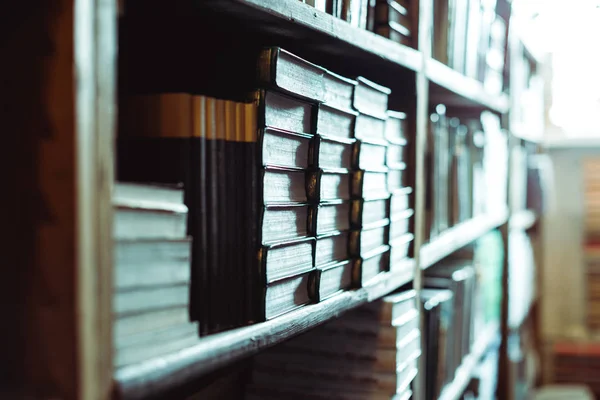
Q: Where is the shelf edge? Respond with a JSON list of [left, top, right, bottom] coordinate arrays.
[[114, 260, 415, 399]]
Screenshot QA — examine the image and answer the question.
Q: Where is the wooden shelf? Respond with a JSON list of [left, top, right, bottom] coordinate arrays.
[[114, 260, 415, 400], [199, 0, 423, 73], [438, 323, 500, 400], [420, 211, 509, 269], [427, 58, 510, 113], [510, 210, 538, 231]]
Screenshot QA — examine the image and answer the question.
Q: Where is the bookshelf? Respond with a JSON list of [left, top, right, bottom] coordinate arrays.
[[437, 323, 500, 400], [17, 0, 543, 399], [420, 211, 509, 270], [116, 262, 414, 399]]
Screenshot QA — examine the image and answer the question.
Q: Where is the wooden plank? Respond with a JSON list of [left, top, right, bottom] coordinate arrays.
[[216, 0, 424, 72], [438, 323, 500, 400], [0, 0, 115, 398], [114, 261, 415, 400], [427, 58, 509, 113], [75, 0, 117, 398], [420, 211, 509, 269]]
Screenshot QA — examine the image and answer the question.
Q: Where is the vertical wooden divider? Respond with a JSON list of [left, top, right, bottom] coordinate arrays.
[[413, 0, 432, 399]]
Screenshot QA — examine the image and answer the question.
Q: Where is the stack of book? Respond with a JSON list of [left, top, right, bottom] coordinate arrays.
[[247, 290, 421, 399], [118, 46, 415, 334], [386, 111, 414, 275], [373, 0, 415, 47], [432, 0, 507, 87], [301, 0, 416, 46], [553, 341, 600, 398], [350, 77, 393, 287], [310, 69, 358, 302], [584, 158, 600, 329], [112, 182, 198, 368], [423, 262, 478, 399]]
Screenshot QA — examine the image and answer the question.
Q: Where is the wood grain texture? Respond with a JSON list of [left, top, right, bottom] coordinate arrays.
[[75, 0, 117, 398], [114, 263, 414, 400], [0, 0, 116, 398], [225, 0, 423, 72], [427, 58, 510, 113], [420, 211, 509, 269]]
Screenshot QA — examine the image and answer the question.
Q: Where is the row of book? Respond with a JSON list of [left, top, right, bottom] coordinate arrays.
[[118, 46, 414, 337], [247, 289, 420, 400], [300, 0, 415, 47], [426, 107, 507, 240], [112, 183, 199, 368], [432, 0, 507, 94], [553, 341, 600, 399], [422, 230, 503, 399], [585, 159, 600, 330]]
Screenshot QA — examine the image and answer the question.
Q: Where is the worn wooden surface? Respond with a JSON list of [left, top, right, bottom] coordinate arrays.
[[427, 58, 510, 113], [114, 262, 414, 400], [0, 0, 116, 398], [420, 211, 509, 269]]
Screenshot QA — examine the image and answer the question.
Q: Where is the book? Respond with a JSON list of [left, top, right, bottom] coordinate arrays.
[[387, 167, 408, 192], [114, 284, 190, 316], [114, 322, 198, 350], [258, 238, 316, 283], [352, 169, 389, 200], [340, 0, 370, 28], [323, 70, 358, 111], [261, 128, 313, 169], [352, 138, 388, 171], [375, 24, 412, 46], [349, 220, 390, 257], [315, 231, 351, 268], [389, 209, 413, 241], [352, 245, 390, 287], [390, 187, 412, 218], [363, 289, 418, 323], [421, 288, 454, 400], [258, 47, 327, 102], [385, 111, 408, 145], [316, 104, 358, 139], [118, 91, 321, 333], [263, 271, 313, 320], [115, 239, 192, 290], [310, 168, 352, 201], [260, 204, 310, 244], [310, 200, 351, 235], [355, 112, 388, 141], [350, 196, 391, 229], [316, 134, 355, 170], [390, 233, 414, 267], [113, 197, 188, 241], [114, 328, 199, 368], [387, 143, 407, 170], [310, 260, 355, 301], [353, 76, 391, 118], [113, 306, 190, 338], [113, 182, 184, 205]]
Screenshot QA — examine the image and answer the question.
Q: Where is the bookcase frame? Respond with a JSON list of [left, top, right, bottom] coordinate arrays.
[[16, 0, 541, 399]]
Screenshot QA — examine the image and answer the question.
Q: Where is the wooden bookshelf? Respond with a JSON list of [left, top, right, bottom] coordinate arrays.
[[115, 261, 415, 399], [17, 0, 542, 398], [420, 211, 510, 269], [438, 323, 500, 400], [427, 58, 510, 113]]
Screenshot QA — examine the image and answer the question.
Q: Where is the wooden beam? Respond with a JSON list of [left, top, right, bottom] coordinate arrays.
[[0, 0, 116, 398]]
